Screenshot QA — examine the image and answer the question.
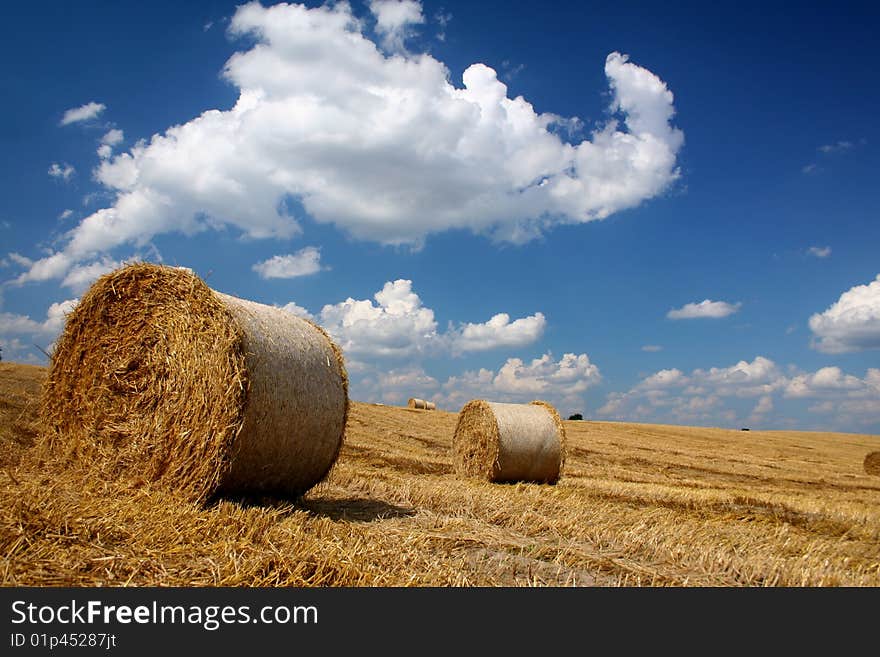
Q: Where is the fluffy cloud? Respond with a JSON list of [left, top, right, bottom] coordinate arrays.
[[60, 101, 106, 126], [98, 129, 125, 160], [13, 252, 73, 285], [48, 163, 75, 181], [252, 247, 323, 279], [598, 356, 785, 421], [0, 337, 42, 364], [784, 366, 872, 398], [667, 299, 741, 319], [441, 352, 601, 412], [14, 1, 682, 285], [450, 312, 545, 354], [318, 279, 440, 360], [61, 258, 122, 293], [6, 253, 33, 268], [278, 301, 315, 321], [694, 356, 785, 397], [101, 129, 124, 146], [359, 366, 440, 405], [0, 299, 79, 349], [308, 279, 545, 361], [369, 0, 424, 53], [297, 278, 558, 408], [749, 395, 773, 417], [639, 368, 686, 389], [809, 274, 880, 353], [598, 356, 880, 431]]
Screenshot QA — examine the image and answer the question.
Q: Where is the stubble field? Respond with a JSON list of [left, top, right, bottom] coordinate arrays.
[[2, 361, 879, 586]]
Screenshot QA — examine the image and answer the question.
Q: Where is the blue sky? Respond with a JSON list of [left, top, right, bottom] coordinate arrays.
[[1, 0, 879, 433]]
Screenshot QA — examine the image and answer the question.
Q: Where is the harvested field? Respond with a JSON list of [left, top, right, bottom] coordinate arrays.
[[2, 362, 880, 586]]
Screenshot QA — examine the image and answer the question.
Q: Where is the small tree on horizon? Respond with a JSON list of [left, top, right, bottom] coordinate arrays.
[[568, 413, 583, 421]]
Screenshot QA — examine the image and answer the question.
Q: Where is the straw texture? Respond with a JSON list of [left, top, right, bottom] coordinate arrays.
[[452, 400, 566, 484], [864, 452, 880, 476], [39, 263, 348, 502]]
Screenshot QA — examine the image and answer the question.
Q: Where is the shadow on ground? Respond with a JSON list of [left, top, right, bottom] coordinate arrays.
[[300, 497, 416, 522]]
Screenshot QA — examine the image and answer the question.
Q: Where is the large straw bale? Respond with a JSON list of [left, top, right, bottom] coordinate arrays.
[[865, 452, 880, 476], [408, 398, 427, 409], [39, 263, 348, 502], [452, 399, 565, 484], [425, 401, 436, 411]]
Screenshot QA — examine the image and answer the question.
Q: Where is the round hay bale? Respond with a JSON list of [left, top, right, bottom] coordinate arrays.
[[425, 401, 436, 411], [408, 398, 427, 409], [39, 263, 348, 502], [864, 451, 880, 476], [452, 399, 565, 484]]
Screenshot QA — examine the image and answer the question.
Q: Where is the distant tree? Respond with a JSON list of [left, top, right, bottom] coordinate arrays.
[[0, 344, 3, 362], [568, 413, 583, 421]]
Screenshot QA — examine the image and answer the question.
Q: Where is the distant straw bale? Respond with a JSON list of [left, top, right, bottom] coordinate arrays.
[[425, 401, 436, 411], [408, 398, 427, 410], [452, 400, 565, 484], [39, 263, 348, 502], [864, 452, 880, 476]]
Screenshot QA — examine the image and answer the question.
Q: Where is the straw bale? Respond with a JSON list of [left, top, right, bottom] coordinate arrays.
[[39, 263, 348, 502], [452, 399, 565, 484], [425, 401, 436, 411], [864, 451, 880, 476], [408, 398, 427, 409]]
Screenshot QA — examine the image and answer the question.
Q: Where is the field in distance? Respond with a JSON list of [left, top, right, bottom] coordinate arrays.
[[2, 361, 879, 586]]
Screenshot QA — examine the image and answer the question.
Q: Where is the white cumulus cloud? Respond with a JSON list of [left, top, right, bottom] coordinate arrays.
[[784, 366, 869, 398], [48, 163, 75, 181], [639, 368, 686, 389], [278, 301, 315, 321], [750, 395, 774, 416], [13, 252, 73, 285], [101, 129, 124, 146], [0, 299, 79, 347], [288, 278, 544, 361], [60, 101, 106, 126], [6, 253, 34, 268], [441, 352, 601, 412], [809, 274, 880, 353], [696, 356, 785, 397], [318, 279, 440, 360], [369, 0, 424, 53], [667, 299, 741, 319], [97, 130, 125, 160], [450, 312, 546, 354], [252, 247, 323, 279], [597, 356, 880, 431], [13, 1, 683, 285], [61, 258, 122, 294]]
